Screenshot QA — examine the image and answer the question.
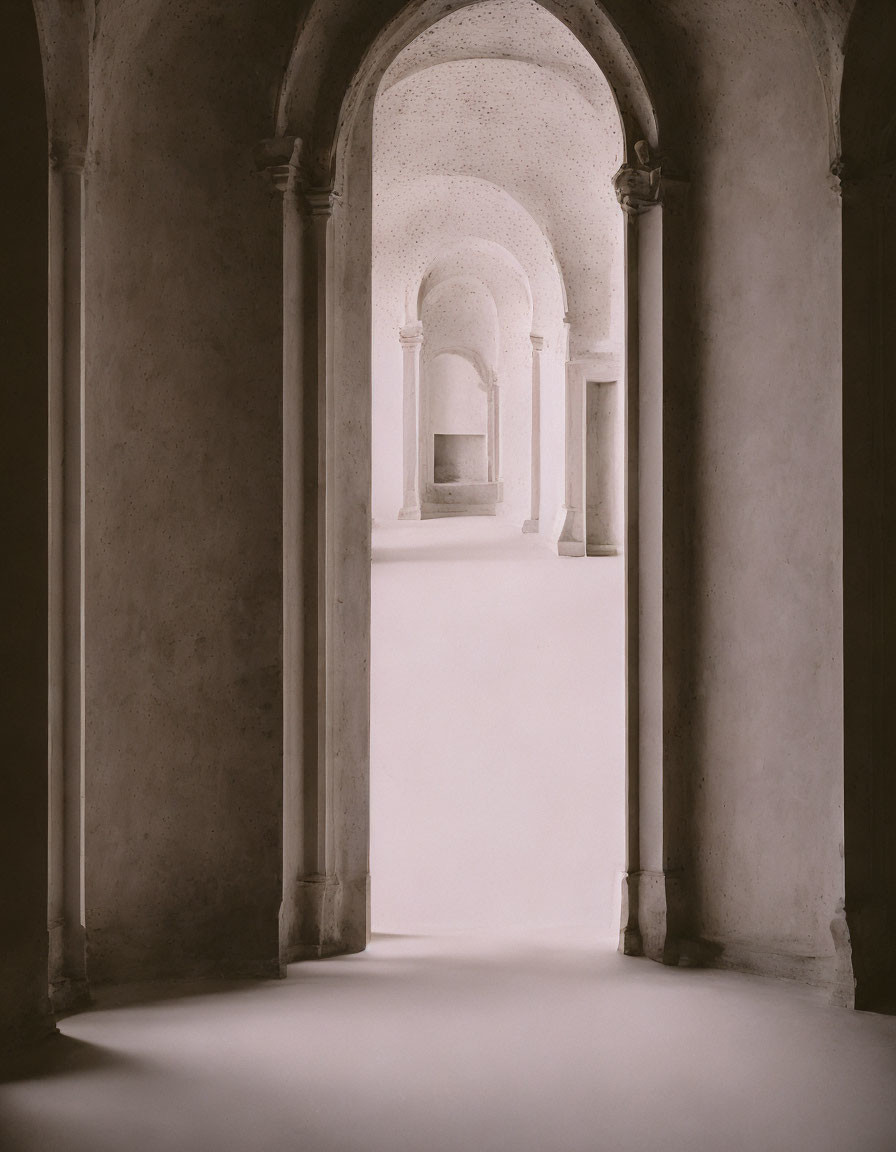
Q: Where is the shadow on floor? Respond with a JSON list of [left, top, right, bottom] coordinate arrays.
[[0, 1031, 138, 1084]]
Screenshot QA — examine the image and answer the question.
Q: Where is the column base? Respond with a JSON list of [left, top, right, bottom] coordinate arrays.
[[521, 519, 539, 534], [398, 506, 422, 521], [555, 506, 585, 556], [586, 542, 619, 557], [618, 871, 643, 956], [281, 874, 342, 962], [48, 922, 90, 1013], [49, 977, 90, 1015], [280, 872, 370, 964], [619, 869, 688, 965]]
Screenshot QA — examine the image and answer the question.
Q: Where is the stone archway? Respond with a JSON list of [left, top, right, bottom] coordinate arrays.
[[267, 0, 696, 967]]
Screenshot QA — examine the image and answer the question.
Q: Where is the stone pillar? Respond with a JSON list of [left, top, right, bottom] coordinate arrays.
[[613, 145, 695, 965], [47, 141, 89, 1012], [585, 378, 619, 556], [494, 378, 501, 482], [294, 185, 341, 957], [398, 322, 423, 519], [523, 335, 544, 533], [556, 358, 586, 556], [256, 143, 341, 963], [256, 137, 307, 970], [487, 372, 501, 484]]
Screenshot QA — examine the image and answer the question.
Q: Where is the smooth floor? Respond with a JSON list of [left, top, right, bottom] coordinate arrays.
[[370, 516, 625, 934], [6, 519, 894, 1150], [3, 931, 896, 1152]]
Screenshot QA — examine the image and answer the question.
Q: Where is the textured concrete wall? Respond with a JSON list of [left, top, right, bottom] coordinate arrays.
[[0, 0, 51, 1051], [684, 0, 844, 982], [14, 0, 853, 997], [82, 0, 294, 982]]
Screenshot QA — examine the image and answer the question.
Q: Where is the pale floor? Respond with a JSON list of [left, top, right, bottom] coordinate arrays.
[[370, 516, 625, 934], [4, 931, 896, 1152], [5, 520, 895, 1150]]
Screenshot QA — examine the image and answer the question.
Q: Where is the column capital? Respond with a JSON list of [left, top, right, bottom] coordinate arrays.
[[612, 141, 691, 216], [254, 135, 302, 194], [306, 187, 341, 217], [399, 321, 423, 347], [612, 140, 662, 215], [530, 334, 545, 352]]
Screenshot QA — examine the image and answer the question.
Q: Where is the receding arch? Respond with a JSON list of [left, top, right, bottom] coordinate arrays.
[[277, 0, 661, 187], [417, 240, 537, 327]]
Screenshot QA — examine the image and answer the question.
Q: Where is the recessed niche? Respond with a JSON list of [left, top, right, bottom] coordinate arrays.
[[433, 433, 488, 483]]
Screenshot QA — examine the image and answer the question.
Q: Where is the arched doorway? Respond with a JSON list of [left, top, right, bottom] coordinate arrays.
[[366, 0, 626, 935], [841, 0, 896, 1012], [270, 0, 696, 968], [368, 0, 626, 934]]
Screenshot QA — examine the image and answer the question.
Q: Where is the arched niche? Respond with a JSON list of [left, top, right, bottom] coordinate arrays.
[[266, 0, 696, 969], [840, 0, 896, 1012], [421, 276, 501, 518]]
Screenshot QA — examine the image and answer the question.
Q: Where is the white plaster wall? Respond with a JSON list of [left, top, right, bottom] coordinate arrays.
[[428, 355, 487, 437]]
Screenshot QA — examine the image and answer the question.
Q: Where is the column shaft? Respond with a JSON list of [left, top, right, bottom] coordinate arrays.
[[398, 324, 423, 519], [47, 147, 88, 1011], [584, 379, 619, 556], [278, 155, 306, 965], [556, 360, 586, 556], [492, 382, 501, 483], [615, 165, 695, 965], [523, 336, 543, 533]]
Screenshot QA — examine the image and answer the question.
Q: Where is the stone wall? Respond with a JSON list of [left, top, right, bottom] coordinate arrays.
[[82, 0, 295, 982], [682, 0, 844, 984]]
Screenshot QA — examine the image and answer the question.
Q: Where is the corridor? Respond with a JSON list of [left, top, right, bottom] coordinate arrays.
[[370, 517, 625, 935]]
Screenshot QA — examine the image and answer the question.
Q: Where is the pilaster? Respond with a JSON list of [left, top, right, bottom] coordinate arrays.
[[398, 322, 424, 520], [523, 334, 544, 534], [47, 140, 89, 1012], [615, 144, 696, 965], [256, 139, 346, 965]]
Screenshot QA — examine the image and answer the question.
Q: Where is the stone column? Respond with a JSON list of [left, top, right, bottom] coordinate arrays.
[[487, 371, 501, 484], [494, 377, 501, 483], [613, 144, 695, 965], [523, 335, 544, 533], [47, 141, 88, 1012], [255, 137, 306, 970], [295, 185, 341, 956], [585, 378, 619, 556], [398, 322, 423, 519], [256, 144, 340, 962], [556, 357, 586, 556]]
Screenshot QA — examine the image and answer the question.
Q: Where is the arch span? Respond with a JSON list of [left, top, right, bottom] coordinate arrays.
[[269, 0, 696, 967]]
